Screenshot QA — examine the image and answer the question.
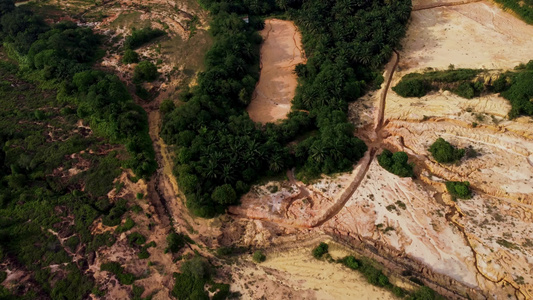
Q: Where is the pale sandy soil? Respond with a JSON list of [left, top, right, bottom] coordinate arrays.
[[246, 19, 305, 124], [229, 1, 533, 299], [259, 242, 397, 300]]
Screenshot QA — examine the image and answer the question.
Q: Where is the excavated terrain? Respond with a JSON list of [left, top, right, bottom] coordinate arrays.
[[228, 1, 533, 299]]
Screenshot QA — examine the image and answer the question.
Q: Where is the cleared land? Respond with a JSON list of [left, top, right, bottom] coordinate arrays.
[[246, 19, 305, 124], [228, 1, 533, 299]]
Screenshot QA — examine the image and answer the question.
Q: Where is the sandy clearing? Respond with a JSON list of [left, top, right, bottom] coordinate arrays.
[[399, 1, 533, 72], [260, 242, 398, 300], [246, 19, 305, 124]]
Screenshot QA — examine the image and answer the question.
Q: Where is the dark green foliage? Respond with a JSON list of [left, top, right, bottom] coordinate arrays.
[[377, 149, 414, 177], [83, 153, 121, 198], [115, 217, 135, 233], [133, 61, 159, 82], [172, 257, 211, 300], [100, 262, 136, 285], [492, 0, 533, 24], [123, 49, 139, 64], [252, 250, 266, 263], [312, 242, 328, 259], [132, 284, 145, 300], [339, 255, 359, 270], [166, 231, 187, 253], [211, 184, 237, 205], [392, 78, 430, 98], [445, 181, 472, 200], [0, 271, 6, 283], [102, 199, 128, 227], [65, 235, 80, 252], [127, 232, 147, 246], [161, 0, 410, 216], [428, 138, 465, 164], [409, 286, 446, 300], [160, 99, 175, 114], [124, 27, 166, 49], [393, 69, 482, 98], [501, 70, 533, 119]]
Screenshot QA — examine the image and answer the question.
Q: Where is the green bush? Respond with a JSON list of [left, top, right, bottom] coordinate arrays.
[[100, 262, 136, 285], [127, 232, 147, 246], [340, 255, 360, 270], [445, 181, 472, 200], [377, 149, 414, 177], [312, 242, 329, 259], [453, 82, 475, 99], [428, 138, 465, 164], [115, 217, 135, 233], [122, 49, 139, 64], [133, 61, 158, 82], [166, 232, 186, 253], [252, 251, 266, 263], [392, 78, 430, 98], [124, 27, 166, 49]]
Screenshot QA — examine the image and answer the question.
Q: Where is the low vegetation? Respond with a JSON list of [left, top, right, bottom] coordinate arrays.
[[394, 62, 533, 119], [312, 242, 329, 259], [252, 250, 266, 263], [0, 1, 156, 298], [312, 242, 444, 299], [122, 49, 139, 64], [445, 181, 472, 200], [392, 68, 483, 98], [100, 262, 136, 285], [377, 149, 414, 177], [428, 138, 465, 164], [133, 61, 159, 82], [124, 27, 166, 49], [492, 0, 533, 24]]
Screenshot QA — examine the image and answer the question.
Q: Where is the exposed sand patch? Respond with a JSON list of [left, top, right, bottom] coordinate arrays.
[[400, 1, 533, 71], [247, 19, 305, 124], [259, 242, 397, 300]]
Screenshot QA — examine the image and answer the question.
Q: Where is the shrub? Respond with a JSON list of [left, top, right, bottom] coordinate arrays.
[[377, 149, 414, 177], [166, 232, 186, 253], [115, 217, 135, 233], [340, 255, 359, 270], [160, 99, 175, 114], [312, 242, 329, 259], [445, 181, 472, 200], [122, 49, 139, 64], [211, 184, 237, 205], [252, 251, 266, 263], [428, 138, 465, 164], [453, 82, 475, 99], [392, 78, 430, 98], [124, 27, 166, 49], [127, 232, 146, 246], [100, 262, 136, 285], [133, 61, 158, 82]]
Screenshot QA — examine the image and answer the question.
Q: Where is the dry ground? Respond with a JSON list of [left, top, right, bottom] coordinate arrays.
[[246, 19, 305, 124]]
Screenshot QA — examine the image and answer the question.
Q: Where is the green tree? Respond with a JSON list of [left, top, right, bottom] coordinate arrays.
[[133, 61, 158, 82], [211, 184, 237, 205], [429, 138, 465, 164], [122, 49, 139, 64]]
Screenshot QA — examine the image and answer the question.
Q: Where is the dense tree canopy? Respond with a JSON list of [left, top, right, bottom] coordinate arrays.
[[161, 0, 412, 216]]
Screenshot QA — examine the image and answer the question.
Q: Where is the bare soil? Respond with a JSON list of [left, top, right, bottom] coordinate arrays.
[[246, 19, 305, 124]]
